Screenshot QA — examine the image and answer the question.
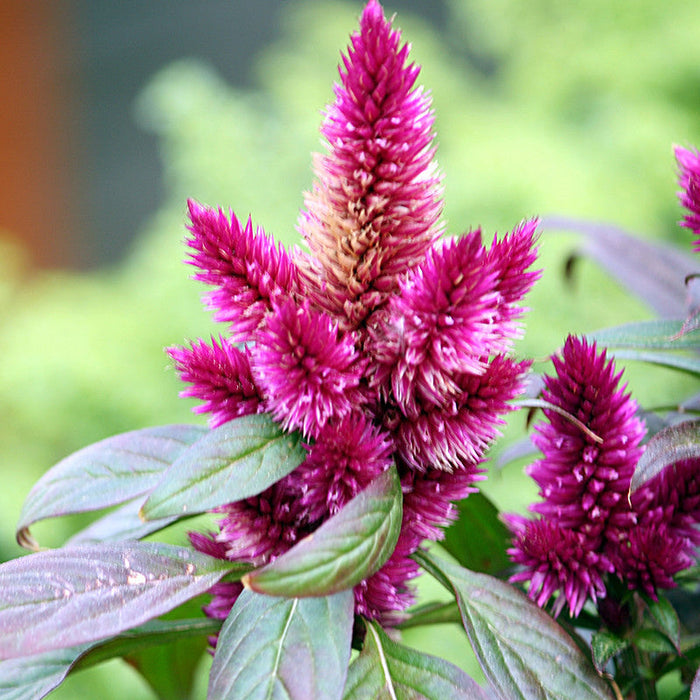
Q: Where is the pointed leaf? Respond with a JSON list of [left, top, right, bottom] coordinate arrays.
[[16, 424, 206, 549], [630, 420, 700, 492], [0, 617, 220, 700], [632, 629, 677, 654], [588, 320, 700, 350], [0, 644, 93, 700], [343, 620, 495, 700], [691, 666, 700, 700], [141, 414, 306, 520], [544, 217, 695, 318], [208, 588, 353, 700], [243, 465, 402, 597], [591, 631, 629, 674], [441, 492, 511, 575], [0, 541, 246, 658], [415, 550, 615, 700], [66, 498, 181, 545]]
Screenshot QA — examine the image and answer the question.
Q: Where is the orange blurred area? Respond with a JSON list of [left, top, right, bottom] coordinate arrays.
[[0, 0, 82, 268]]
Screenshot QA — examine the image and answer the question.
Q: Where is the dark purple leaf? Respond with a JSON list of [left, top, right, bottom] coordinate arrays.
[[415, 550, 615, 700], [242, 465, 402, 597], [0, 541, 245, 659], [343, 620, 495, 700], [630, 419, 700, 492], [16, 424, 206, 550], [544, 216, 696, 318], [141, 414, 306, 520], [208, 589, 353, 700]]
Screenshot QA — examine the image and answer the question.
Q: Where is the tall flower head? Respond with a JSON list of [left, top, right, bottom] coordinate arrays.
[[675, 145, 700, 252], [174, 0, 539, 629]]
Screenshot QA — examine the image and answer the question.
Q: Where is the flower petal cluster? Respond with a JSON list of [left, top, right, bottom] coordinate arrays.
[[173, 0, 539, 627], [508, 336, 700, 617], [675, 145, 700, 252]]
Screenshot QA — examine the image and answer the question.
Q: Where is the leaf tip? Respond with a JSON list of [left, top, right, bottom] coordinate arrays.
[[16, 526, 40, 552]]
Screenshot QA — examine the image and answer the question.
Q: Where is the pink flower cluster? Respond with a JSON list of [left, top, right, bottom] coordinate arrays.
[[507, 336, 700, 617], [676, 145, 700, 252], [171, 0, 539, 624]]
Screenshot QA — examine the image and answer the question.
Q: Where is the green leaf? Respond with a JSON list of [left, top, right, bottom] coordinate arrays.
[[0, 618, 220, 700], [415, 550, 615, 700], [343, 620, 494, 700], [631, 629, 677, 655], [208, 589, 353, 700], [609, 348, 700, 377], [630, 420, 700, 493], [591, 631, 629, 674], [141, 414, 306, 520], [645, 595, 681, 652], [441, 492, 511, 575], [588, 320, 700, 350], [16, 424, 206, 550], [0, 541, 245, 658], [0, 644, 93, 700], [242, 465, 402, 597]]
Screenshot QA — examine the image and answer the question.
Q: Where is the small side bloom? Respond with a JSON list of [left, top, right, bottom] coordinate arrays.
[[185, 200, 301, 342], [675, 145, 700, 251], [168, 336, 262, 427], [506, 515, 612, 618]]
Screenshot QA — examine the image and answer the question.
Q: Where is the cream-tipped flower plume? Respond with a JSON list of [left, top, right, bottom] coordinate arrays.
[[171, 0, 539, 625]]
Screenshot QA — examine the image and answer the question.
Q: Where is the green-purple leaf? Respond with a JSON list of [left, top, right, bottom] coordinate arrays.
[[208, 589, 353, 700], [242, 465, 402, 597], [645, 595, 681, 652], [607, 348, 700, 377], [141, 414, 306, 520], [0, 618, 220, 700], [415, 550, 615, 700], [691, 666, 700, 700], [66, 498, 180, 545], [441, 492, 511, 575], [0, 541, 244, 659], [630, 420, 700, 493], [343, 620, 495, 700], [16, 424, 206, 549], [588, 320, 700, 350]]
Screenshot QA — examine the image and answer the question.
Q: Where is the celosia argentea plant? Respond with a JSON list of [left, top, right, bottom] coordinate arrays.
[[2, 2, 700, 699]]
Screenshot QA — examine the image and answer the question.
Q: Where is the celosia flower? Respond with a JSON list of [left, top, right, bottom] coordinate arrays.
[[173, 0, 539, 628], [506, 515, 611, 618], [675, 145, 700, 251], [508, 335, 700, 616], [168, 336, 262, 427]]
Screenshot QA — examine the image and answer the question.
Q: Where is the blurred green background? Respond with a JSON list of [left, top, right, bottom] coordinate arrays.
[[2, 0, 700, 697]]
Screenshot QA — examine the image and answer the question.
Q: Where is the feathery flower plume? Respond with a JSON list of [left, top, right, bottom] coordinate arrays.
[[675, 145, 700, 251], [174, 0, 539, 629], [298, 0, 444, 328]]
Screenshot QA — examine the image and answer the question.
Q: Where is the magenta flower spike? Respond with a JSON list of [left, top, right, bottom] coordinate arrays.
[[508, 335, 700, 616], [173, 0, 539, 628], [298, 0, 444, 329], [675, 145, 700, 251]]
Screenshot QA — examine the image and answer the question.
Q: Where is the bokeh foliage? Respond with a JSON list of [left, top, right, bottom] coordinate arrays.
[[2, 1, 700, 697]]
